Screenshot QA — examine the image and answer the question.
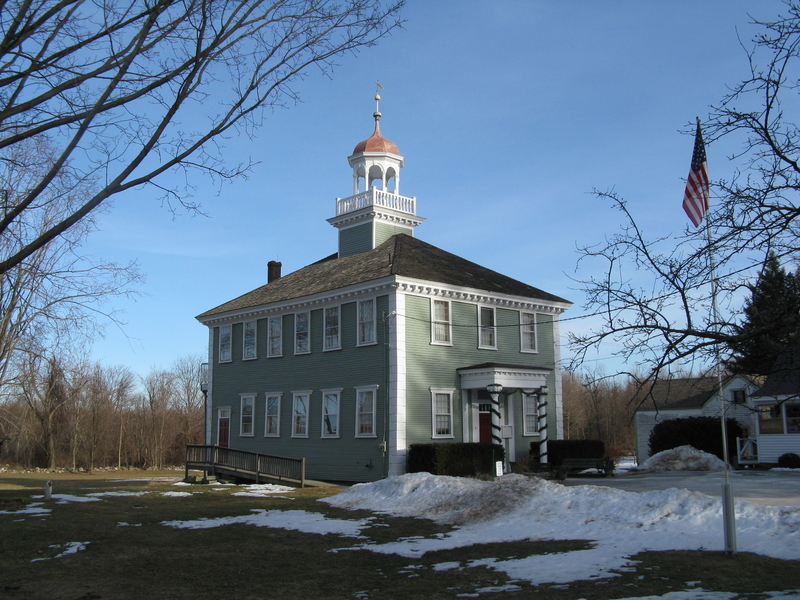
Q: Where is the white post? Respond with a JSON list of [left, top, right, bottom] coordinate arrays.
[[44, 480, 52, 501], [486, 383, 504, 474], [537, 386, 549, 465]]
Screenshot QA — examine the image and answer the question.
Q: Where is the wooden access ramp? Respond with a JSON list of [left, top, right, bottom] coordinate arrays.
[[185, 445, 306, 487]]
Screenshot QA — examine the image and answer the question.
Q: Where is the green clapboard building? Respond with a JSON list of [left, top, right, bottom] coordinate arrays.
[[196, 99, 572, 483]]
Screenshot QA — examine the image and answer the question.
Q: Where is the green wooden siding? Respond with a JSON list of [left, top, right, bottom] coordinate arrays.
[[375, 222, 412, 247], [403, 295, 560, 464], [338, 223, 372, 257], [209, 296, 390, 482]]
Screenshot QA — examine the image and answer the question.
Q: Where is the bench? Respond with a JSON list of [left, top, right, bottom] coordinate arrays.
[[553, 457, 614, 478]]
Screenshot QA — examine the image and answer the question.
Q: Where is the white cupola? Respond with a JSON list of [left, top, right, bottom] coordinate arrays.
[[328, 94, 424, 258]]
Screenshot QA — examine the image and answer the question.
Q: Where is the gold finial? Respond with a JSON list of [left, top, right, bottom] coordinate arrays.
[[374, 82, 384, 119]]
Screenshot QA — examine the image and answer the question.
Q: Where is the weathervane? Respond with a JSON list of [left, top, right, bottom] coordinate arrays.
[[374, 81, 384, 118]]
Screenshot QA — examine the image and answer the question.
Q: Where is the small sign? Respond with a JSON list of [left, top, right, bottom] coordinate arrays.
[[495, 461, 504, 477]]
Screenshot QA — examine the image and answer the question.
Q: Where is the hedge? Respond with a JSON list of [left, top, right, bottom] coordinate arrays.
[[531, 439, 605, 466], [407, 442, 505, 477], [648, 416, 743, 461]]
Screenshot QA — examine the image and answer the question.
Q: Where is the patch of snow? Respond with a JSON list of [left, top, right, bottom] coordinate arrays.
[[29, 494, 101, 504], [321, 472, 800, 586], [232, 483, 296, 497], [162, 509, 371, 537], [31, 542, 89, 562], [87, 491, 149, 498], [161, 491, 193, 497], [639, 446, 726, 472]]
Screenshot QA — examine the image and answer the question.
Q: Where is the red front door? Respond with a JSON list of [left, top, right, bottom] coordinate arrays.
[[218, 416, 230, 447], [479, 404, 492, 443]]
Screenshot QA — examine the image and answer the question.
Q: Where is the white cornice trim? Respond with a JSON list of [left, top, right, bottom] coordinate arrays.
[[327, 207, 425, 230], [197, 277, 397, 326], [395, 277, 572, 314]]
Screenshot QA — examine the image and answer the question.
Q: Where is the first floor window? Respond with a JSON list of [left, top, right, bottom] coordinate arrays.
[[219, 325, 232, 362], [243, 320, 257, 359], [358, 299, 376, 345], [520, 312, 537, 352], [432, 299, 452, 344], [265, 393, 281, 436], [758, 404, 784, 434], [788, 405, 800, 433], [295, 312, 310, 354], [292, 392, 310, 437], [431, 389, 454, 438], [324, 306, 340, 350], [523, 392, 539, 435], [240, 395, 254, 436], [321, 390, 341, 438], [479, 306, 496, 349], [356, 387, 377, 437], [267, 316, 282, 357]]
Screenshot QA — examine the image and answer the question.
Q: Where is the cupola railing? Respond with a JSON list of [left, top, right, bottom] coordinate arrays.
[[336, 187, 416, 216]]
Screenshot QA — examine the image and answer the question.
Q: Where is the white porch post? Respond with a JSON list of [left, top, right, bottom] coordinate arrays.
[[537, 385, 549, 465]]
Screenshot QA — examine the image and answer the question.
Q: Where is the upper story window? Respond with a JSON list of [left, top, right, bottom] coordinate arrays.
[[431, 389, 454, 438], [240, 395, 255, 436], [264, 393, 281, 437], [321, 389, 341, 438], [324, 306, 341, 351], [520, 312, 538, 353], [295, 311, 310, 354], [432, 299, 452, 345], [355, 386, 377, 437], [292, 391, 310, 437], [479, 306, 496, 349], [219, 325, 232, 362], [267, 316, 282, 358], [731, 389, 747, 404], [243, 320, 257, 360], [358, 299, 376, 346]]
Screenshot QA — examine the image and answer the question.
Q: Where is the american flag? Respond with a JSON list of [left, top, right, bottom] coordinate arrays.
[[683, 120, 710, 227]]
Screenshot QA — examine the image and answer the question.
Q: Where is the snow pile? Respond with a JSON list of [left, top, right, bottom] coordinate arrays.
[[640, 445, 727, 472], [322, 472, 800, 585]]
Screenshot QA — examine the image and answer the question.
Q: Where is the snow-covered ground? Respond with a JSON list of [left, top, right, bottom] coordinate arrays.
[[7, 451, 800, 599]]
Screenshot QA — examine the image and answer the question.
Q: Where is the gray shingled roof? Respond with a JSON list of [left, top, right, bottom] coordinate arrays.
[[635, 377, 721, 411], [197, 234, 571, 321], [751, 353, 800, 398]]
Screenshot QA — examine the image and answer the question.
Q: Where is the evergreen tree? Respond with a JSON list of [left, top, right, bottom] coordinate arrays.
[[727, 254, 800, 376]]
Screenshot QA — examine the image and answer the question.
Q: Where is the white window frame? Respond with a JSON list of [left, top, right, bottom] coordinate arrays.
[[520, 311, 538, 353], [324, 306, 341, 351], [295, 311, 310, 355], [523, 392, 539, 436], [431, 388, 455, 439], [292, 391, 311, 438], [264, 392, 281, 437], [321, 388, 342, 438], [219, 324, 232, 362], [240, 394, 255, 437], [431, 299, 452, 345], [267, 316, 282, 358], [243, 320, 257, 360], [357, 299, 376, 346], [355, 385, 378, 437], [478, 306, 496, 349]]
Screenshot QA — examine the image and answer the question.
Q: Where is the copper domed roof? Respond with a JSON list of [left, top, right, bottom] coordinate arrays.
[[352, 116, 400, 155]]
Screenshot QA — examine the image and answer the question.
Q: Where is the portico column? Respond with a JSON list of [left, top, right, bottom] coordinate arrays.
[[486, 383, 504, 447], [537, 386, 549, 465]]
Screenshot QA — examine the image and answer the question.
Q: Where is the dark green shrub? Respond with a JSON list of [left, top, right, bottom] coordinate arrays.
[[535, 439, 605, 466], [407, 443, 504, 477], [648, 416, 743, 462], [778, 453, 800, 468]]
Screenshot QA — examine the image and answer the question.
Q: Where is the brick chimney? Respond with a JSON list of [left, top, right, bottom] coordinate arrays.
[[267, 260, 282, 283]]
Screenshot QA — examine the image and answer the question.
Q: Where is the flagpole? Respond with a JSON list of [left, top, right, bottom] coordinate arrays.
[[685, 117, 736, 554]]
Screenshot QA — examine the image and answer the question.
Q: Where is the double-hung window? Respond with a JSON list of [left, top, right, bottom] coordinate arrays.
[[324, 306, 341, 351], [520, 312, 538, 353], [295, 312, 310, 354], [292, 392, 310, 437], [321, 389, 341, 438], [432, 300, 452, 345], [479, 306, 496, 349], [240, 395, 255, 436], [523, 392, 539, 435], [357, 299, 376, 345], [243, 321, 257, 360], [264, 393, 281, 437], [355, 386, 377, 437], [267, 316, 282, 358], [431, 389, 454, 438], [219, 325, 232, 362]]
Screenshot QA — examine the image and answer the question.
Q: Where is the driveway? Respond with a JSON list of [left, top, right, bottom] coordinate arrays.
[[561, 468, 800, 507]]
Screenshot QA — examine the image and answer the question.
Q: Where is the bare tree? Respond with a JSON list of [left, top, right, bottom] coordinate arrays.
[[171, 354, 205, 447], [0, 0, 404, 276], [571, 2, 800, 401]]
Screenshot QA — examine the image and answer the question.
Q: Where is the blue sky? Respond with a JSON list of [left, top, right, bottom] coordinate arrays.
[[83, 0, 788, 379]]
